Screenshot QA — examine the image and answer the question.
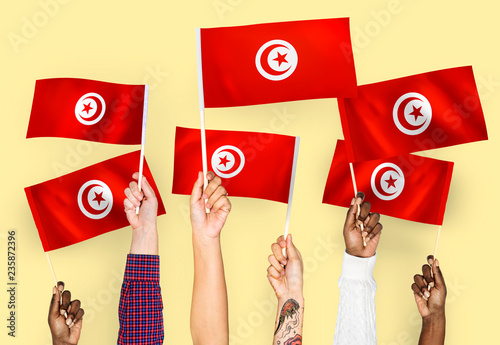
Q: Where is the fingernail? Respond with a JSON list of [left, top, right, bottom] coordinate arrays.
[[53, 287, 57, 294], [66, 317, 72, 326], [281, 261, 287, 266], [424, 290, 430, 299], [69, 322, 75, 328], [350, 198, 355, 205], [422, 294, 428, 301], [60, 309, 66, 316], [281, 270, 285, 276], [205, 203, 211, 209], [203, 193, 208, 199], [435, 259, 439, 267], [429, 281, 435, 289], [280, 241, 286, 247]]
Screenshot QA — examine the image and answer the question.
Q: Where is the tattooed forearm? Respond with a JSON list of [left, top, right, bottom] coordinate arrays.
[[274, 299, 300, 335], [284, 334, 302, 345]]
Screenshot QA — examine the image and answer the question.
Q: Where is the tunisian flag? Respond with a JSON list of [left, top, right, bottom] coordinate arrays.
[[172, 127, 299, 203], [198, 18, 357, 107], [323, 140, 453, 225], [25, 151, 166, 251], [339, 66, 488, 162], [27, 78, 147, 144]]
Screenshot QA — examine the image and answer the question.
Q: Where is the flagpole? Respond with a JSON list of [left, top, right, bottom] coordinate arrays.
[[197, 28, 210, 213], [136, 85, 149, 215], [45, 252, 58, 287], [349, 162, 366, 246], [283, 137, 300, 256], [431, 225, 442, 278]]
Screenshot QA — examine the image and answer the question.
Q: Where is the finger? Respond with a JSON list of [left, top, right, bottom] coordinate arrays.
[[139, 175, 156, 200], [206, 171, 216, 181], [128, 180, 143, 202], [363, 212, 380, 237], [355, 191, 365, 205], [271, 242, 287, 265], [432, 259, 445, 290], [70, 308, 84, 329], [267, 265, 283, 280], [285, 234, 301, 261], [204, 175, 222, 200], [366, 223, 382, 241], [49, 285, 61, 319], [210, 194, 231, 214], [124, 187, 142, 208], [411, 282, 424, 298], [206, 185, 227, 209], [268, 254, 284, 274], [57, 281, 64, 294], [358, 201, 371, 222], [344, 200, 358, 230], [190, 172, 204, 205], [275, 235, 286, 248], [422, 265, 434, 289], [60, 290, 71, 315], [413, 274, 430, 299], [66, 299, 81, 326]]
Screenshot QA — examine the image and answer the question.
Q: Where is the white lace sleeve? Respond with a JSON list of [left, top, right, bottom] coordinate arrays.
[[333, 251, 377, 345]]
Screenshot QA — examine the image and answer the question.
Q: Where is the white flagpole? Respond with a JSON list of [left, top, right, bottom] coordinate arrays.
[[283, 137, 300, 256], [433, 225, 442, 262], [45, 252, 58, 287], [197, 28, 210, 213], [349, 162, 365, 246], [136, 85, 149, 215]]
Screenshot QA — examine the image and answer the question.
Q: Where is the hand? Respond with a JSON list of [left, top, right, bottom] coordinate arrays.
[[48, 282, 84, 345], [124, 172, 158, 232], [412, 255, 447, 319], [344, 192, 382, 258], [267, 234, 303, 301], [124, 173, 159, 254], [190, 171, 231, 239]]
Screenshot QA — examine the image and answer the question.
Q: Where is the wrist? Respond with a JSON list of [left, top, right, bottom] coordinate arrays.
[[278, 291, 304, 304], [422, 309, 446, 324]]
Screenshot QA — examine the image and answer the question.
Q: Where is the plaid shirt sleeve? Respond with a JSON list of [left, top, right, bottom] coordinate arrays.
[[118, 254, 164, 345]]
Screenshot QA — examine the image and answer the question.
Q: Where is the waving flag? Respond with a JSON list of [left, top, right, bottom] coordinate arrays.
[[172, 127, 299, 203], [323, 140, 453, 225], [27, 78, 147, 144], [25, 151, 166, 251], [339, 66, 488, 162], [198, 18, 357, 107]]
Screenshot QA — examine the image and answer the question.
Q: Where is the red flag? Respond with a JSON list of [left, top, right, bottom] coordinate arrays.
[[172, 127, 298, 203], [198, 18, 357, 107], [25, 151, 166, 251], [339, 66, 488, 162], [322, 140, 453, 225], [27, 78, 147, 144]]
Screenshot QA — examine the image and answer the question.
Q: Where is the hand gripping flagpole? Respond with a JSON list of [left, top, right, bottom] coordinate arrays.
[[283, 137, 300, 256], [196, 28, 210, 213], [136, 85, 149, 215], [349, 163, 366, 247]]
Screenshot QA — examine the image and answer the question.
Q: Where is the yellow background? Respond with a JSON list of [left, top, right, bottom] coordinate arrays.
[[1, 0, 497, 344]]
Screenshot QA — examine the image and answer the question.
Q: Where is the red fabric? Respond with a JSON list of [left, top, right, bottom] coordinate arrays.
[[172, 127, 297, 203], [322, 140, 453, 225], [27, 78, 146, 144], [200, 18, 357, 107], [339, 66, 488, 162], [25, 151, 166, 251]]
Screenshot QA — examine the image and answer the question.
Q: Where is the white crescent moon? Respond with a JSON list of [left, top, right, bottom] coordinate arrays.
[[77, 180, 113, 219], [393, 92, 432, 135], [75, 92, 107, 125], [211, 145, 245, 178], [371, 163, 405, 201]]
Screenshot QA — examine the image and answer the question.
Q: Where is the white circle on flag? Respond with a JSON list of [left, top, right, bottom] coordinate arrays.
[[211, 145, 245, 178], [77, 180, 113, 219], [75, 92, 106, 125], [370, 163, 405, 201], [255, 39, 298, 81], [393, 92, 432, 135]]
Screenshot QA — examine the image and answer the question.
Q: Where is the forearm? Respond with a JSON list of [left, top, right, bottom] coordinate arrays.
[[129, 225, 158, 255], [333, 251, 377, 345], [273, 294, 304, 345], [118, 254, 163, 345], [418, 313, 445, 345], [191, 234, 229, 345]]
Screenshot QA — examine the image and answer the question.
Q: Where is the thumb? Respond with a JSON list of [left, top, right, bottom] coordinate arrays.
[[286, 234, 300, 261], [49, 286, 60, 319], [432, 259, 445, 290], [345, 201, 358, 230]]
